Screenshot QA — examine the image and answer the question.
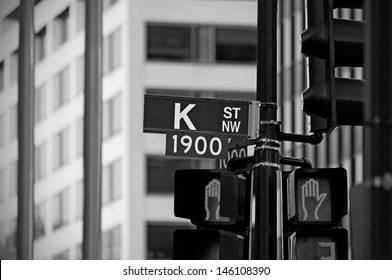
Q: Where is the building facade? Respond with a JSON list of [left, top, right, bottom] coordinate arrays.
[[0, 0, 363, 259]]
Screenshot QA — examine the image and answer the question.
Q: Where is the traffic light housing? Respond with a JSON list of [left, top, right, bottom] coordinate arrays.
[[173, 169, 251, 259], [286, 228, 348, 260], [173, 229, 244, 260], [283, 168, 349, 260], [301, 0, 365, 133]]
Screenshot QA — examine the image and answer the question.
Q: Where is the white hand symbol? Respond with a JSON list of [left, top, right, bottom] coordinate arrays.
[[301, 179, 327, 221], [204, 179, 221, 222]]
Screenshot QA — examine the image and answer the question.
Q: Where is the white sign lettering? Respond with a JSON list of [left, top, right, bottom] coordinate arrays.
[[223, 106, 241, 119], [174, 103, 196, 130], [222, 120, 241, 133], [222, 106, 242, 133]]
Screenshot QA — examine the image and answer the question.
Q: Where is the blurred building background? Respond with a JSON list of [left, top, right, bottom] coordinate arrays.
[[0, 0, 363, 259]]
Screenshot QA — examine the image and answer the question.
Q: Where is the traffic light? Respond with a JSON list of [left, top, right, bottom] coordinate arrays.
[[173, 169, 251, 259], [301, 0, 365, 133], [283, 168, 349, 259]]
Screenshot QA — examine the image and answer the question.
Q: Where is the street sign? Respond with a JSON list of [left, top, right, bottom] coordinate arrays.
[[216, 138, 253, 169], [166, 131, 228, 159], [143, 94, 259, 138]]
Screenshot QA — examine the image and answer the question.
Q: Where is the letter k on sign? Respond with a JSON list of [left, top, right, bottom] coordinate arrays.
[[174, 103, 196, 130]]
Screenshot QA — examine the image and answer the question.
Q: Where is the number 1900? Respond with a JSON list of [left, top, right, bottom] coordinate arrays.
[[165, 131, 228, 159]]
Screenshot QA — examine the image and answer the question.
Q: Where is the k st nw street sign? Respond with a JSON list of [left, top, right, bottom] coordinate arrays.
[[143, 94, 259, 139]]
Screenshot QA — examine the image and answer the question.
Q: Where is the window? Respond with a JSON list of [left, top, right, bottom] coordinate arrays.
[[53, 8, 70, 49], [102, 224, 121, 259], [76, 180, 83, 220], [10, 50, 18, 84], [53, 188, 69, 230], [147, 223, 193, 260], [34, 83, 46, 122], [103, 27, 121, 74], [9, 105, 17, 141], [34, 201, 46, 240], [76, 0, 86, 32], [2, 7, 19, 35], [103, 93, 121, 139], [76, 117, 83, 158], [0, 113, 4, 146], [146, 23, 256, 64], [9, 161, 17, 198], [102, 159, 121, 205], [6, 6, 18, 19], [0, 224, 4, 245], [5, 219, 17, 259], [76, 243, 82, 260], [0, 60, 4, 91], [76, 55, 84, 95], [0, 226, 6, 259], [0, 168, 4, 202], [53, 127, 70, 170], [215, 27, 257, 62], [146, 156, 213, 194], [35, 27, 46, 62], [147, 25, 194, 61], [34, 142, 46, 181], [53, 66, 69, 109], [103, 0, 119, 10], [53, 249, 69, 260]]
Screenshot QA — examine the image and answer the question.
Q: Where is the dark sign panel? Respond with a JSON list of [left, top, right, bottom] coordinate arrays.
[[166, 131, 228, 159], [143, 94, 252, 137]]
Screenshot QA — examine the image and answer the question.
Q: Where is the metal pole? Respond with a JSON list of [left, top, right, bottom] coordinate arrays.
[[17, 0, 35, 260], [254, 0, 279, 260], [364, 0, 392, 259], [83, 0, 103, 260], [365, 0, 392, 177]]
